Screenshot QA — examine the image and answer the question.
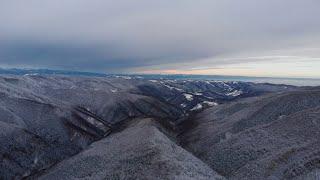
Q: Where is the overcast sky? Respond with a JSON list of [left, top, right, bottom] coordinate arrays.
[[1, 0, 320, 78]]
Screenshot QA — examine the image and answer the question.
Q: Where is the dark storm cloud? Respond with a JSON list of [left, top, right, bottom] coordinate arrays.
[[0, 0, 320, 72]]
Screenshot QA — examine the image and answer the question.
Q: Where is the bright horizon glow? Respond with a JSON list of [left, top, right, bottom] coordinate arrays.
[[132, 54, 320, 79]]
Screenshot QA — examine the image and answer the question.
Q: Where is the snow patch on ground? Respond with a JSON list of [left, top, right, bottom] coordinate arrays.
[[160, 82, 183, 91], [226, 90, 242, 97], [183, 93, 193, 101], [191, 104, 203, 111], [23, 73, 39, 76], [180, 103, 187, 108], [111, 89, 118, 93], [115, 75, 132, 80], [203, 101, 218, 106]]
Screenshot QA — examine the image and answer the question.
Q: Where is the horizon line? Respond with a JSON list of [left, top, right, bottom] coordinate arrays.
[[0, 67, 320, 80]]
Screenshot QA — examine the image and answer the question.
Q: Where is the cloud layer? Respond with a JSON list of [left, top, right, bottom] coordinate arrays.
[[0, 0, 320, 76]]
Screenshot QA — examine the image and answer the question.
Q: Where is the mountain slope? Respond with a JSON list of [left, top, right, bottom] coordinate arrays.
[[39, 119, 225, 180], [180, 89, 320, 179]]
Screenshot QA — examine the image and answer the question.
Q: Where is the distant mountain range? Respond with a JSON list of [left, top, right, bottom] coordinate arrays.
[[0, 68, 319, 86], [0, 68, 107, 77]]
